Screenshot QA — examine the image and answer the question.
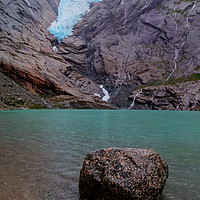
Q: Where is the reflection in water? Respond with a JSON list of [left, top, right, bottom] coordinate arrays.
[[0, 110, 200, 199]]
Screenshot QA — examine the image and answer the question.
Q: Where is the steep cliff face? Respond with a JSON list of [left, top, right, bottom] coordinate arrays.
[[128, 80, 200, 111], [1, 0, 200, 110], [71, 0, 200, 110], [0, 0, 113, 109]]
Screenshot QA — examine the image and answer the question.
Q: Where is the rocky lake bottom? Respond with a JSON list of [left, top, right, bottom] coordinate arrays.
[[0, 110, 200, 200]]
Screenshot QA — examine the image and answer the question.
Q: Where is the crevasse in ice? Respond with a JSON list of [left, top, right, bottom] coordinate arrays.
[[48, 0, 101, 40]]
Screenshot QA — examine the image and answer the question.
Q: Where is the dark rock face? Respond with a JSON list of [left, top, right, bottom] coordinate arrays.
[[0, 72, 115, 110], [0, 0, 61, 94], [79, 148, 168, 200], [72, 0, 200, 109], [128, 81, 200, 111], [56, 37, 88, 74], [0, 72, 52, 110]]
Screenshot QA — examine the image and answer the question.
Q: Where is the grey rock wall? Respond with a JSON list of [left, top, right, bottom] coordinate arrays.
[[0, 0, 111, 109], [72, 0, 200, 109]]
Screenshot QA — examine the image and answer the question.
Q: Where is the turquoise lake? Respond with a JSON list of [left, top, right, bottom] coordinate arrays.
[[0, 110, 200, 199]]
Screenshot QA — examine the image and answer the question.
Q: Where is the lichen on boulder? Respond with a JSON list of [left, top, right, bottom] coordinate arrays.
[[79, 148, 168, 200]]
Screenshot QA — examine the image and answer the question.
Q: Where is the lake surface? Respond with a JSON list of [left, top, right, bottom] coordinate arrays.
[[0, 110, 200, 200]]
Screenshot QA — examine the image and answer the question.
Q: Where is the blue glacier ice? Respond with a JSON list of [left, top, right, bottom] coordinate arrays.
[[48, 0, 101, 40]]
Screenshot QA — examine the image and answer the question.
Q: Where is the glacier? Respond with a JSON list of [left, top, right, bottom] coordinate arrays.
[[48, 0, 101, 40]]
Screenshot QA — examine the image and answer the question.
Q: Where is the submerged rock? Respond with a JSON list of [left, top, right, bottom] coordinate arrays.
[[79, 148, 168, 200]]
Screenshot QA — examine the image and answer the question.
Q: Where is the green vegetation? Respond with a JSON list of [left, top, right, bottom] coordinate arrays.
[[174, 9, 184, 15], [135, 73, 200, 91], [182, 0, 200, 2], [141, 60, 170, 65], [165, 73, 200, 85]]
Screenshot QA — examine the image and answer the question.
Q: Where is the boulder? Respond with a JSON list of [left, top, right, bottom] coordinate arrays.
[[79, 148, 168, 200]]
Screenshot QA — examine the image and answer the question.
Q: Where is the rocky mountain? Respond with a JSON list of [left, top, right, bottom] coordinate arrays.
[[0, 0, 200, 110], [0, 0, 113, 109]]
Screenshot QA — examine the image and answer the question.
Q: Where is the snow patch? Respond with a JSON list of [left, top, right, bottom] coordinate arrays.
[[52, 46, 57, 52], [94, 93, 101, 98]]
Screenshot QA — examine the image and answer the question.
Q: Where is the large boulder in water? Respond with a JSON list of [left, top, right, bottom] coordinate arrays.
[[79, 148, 168, 200]]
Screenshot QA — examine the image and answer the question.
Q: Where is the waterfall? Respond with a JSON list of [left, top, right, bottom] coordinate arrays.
[[110, 61, 124, 97], [165, 3, 196, 82], [100, 85, 110, 102], [128, 89, 143, 110], [165, 48, 180, 82], [186, 3, 196, 29]]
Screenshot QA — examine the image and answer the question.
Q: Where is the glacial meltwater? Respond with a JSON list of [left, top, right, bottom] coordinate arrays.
[[0, 110, 200, 200]]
